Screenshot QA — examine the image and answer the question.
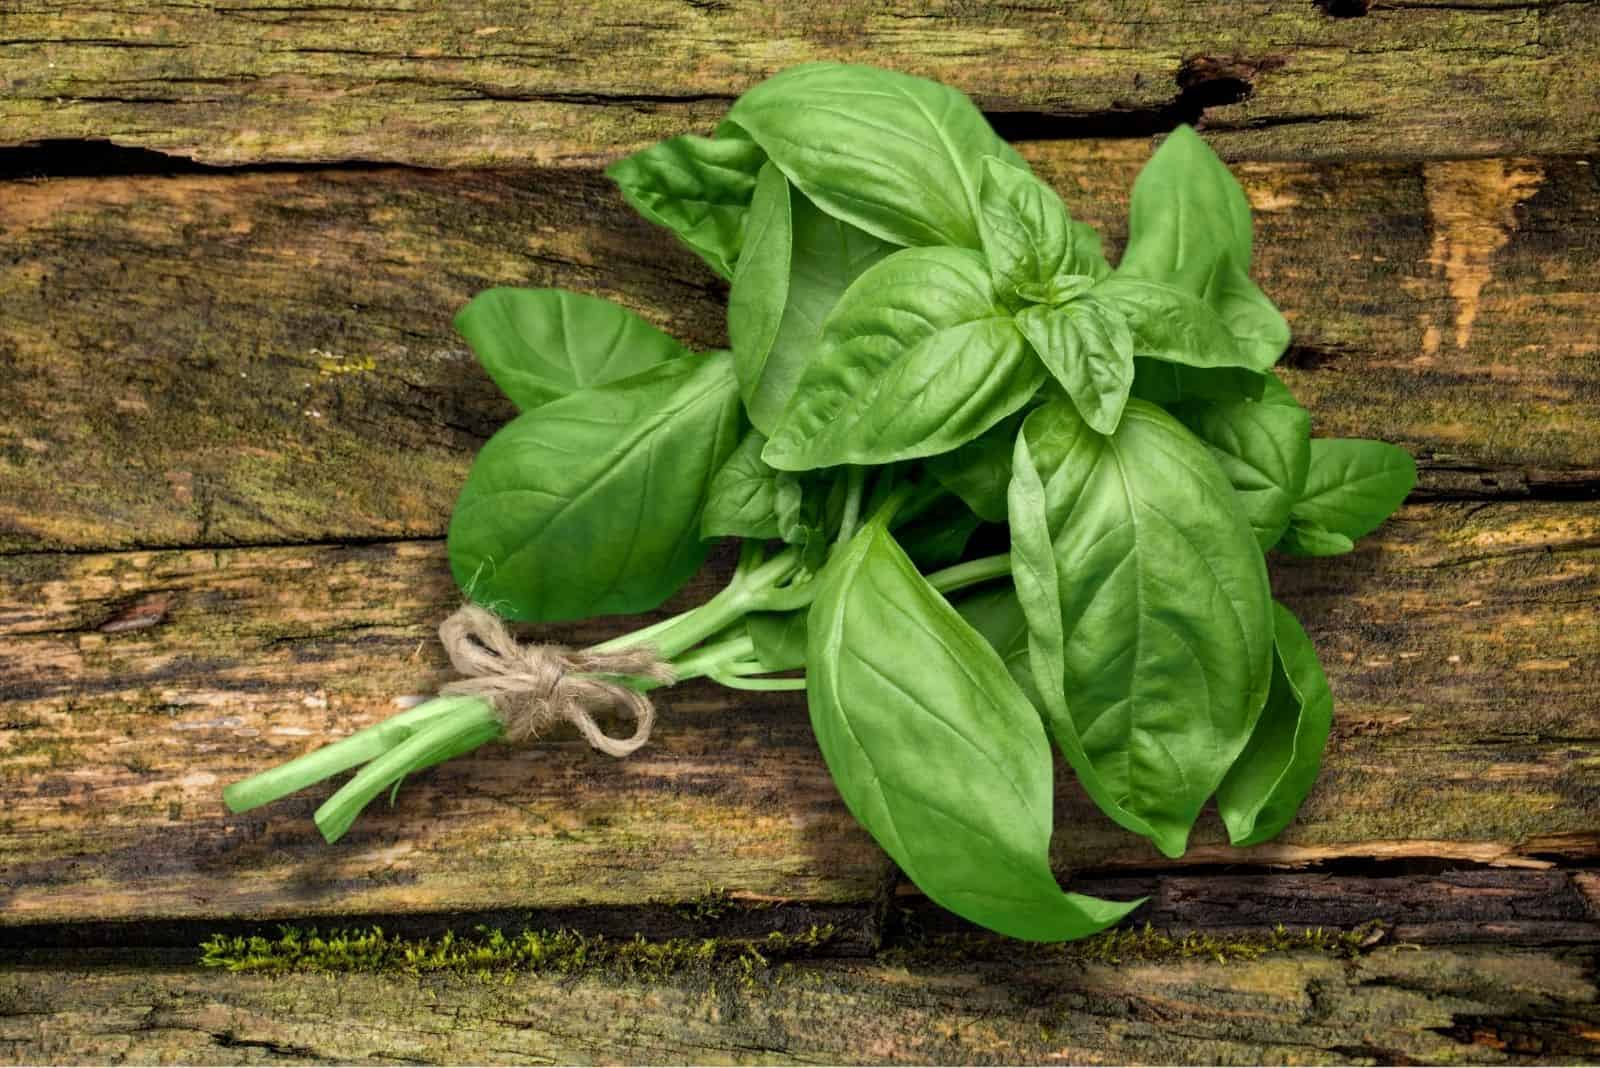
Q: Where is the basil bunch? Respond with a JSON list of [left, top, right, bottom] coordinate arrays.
[[226, 63, 1416, 943]]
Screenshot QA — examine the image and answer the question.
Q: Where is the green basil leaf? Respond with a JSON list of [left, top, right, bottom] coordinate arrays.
[[728, 163, 894, 435], [927, 409, 1028, 523], [1259, 369, 1301, 407], [1072, 222, 1113, 281], [977, 156, 1102, 302], [454, 288, 686, 411], [1008, 399, 1274, 858], [774, 472, 810, 545], [897, 504, 984, 570], [1171, 390, 1311, 550], [807, 520, 1141, 941], [1116, 125, 1288, 368], [1216, 602, 1334, 847], [1202, 250, 1291, 370], [773, 470, 846, 574], [747, 610, 808, 672], [1130, 359, 1266, 405], [1016, 299, 1135, 435], [1122, 126, 1253, 283], [1015, 275, 1096, 307], [448, 353, 742, 622], [1292, 439, 1418, 541], [728, 62, 1025, 249], [1276, 519, 1356, 557], [952, 583, 1039, 702], [604, 133, 767, 280], [763, 247, 1042, 470], [1090, 276, 1267, 372], [702, 430, 782, 541]]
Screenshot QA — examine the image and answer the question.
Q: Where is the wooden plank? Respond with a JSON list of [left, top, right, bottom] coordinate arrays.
[[2, 500, 1596, 927], [0, 543, 897, 925], [5, 868, 1594, 952], [2, 2, 1597, 165], [4, 942, 1599, 1064], [1063, 869, 1600, 947], [4, 152, 1597, 554]]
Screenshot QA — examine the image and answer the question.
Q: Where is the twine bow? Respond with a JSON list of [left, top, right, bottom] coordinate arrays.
[[436, 603, 676, 756]]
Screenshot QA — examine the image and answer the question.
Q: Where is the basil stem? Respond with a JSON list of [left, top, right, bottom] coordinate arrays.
[[314, 698, 504, 844], [221, 695, 481, 815]]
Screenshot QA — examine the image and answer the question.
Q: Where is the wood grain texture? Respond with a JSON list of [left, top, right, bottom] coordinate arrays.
[[4, 943, 1599, 1064], [2, 1, 1598, 166], [3, 500, 1595, 927], [4, 149, 1597, 554], [3, 5, 1597, 1059]]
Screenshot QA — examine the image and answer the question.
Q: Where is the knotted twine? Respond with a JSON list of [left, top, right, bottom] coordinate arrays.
[[436, 603, 676, 756]]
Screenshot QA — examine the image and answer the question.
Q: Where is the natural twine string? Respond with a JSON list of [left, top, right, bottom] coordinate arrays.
[[436, 603, 676, 757]]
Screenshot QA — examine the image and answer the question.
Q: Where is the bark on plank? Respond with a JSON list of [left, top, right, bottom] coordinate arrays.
[[1, 501, 1595, 927], [4, 152, 1597, 554], [1, 1, 1597, 165], [3, 944, 1599, 1064]]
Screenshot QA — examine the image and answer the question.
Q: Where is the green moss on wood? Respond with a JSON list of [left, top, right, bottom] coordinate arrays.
[[197, 919, 1385, 981], [883, 920, 1386, 969], [199, 922, 839, 981]]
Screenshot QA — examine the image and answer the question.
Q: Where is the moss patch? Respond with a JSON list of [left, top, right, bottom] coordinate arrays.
[[199, 919, 1386, 980], [199, 922, 839, 981], [881, 920, 1387, 968]]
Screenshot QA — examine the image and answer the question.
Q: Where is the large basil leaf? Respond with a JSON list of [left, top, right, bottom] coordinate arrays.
[[1203, 250, 1291, 371], [727, 163, 894, 434], [1090, 276, 1268, 372], [454, 288, 686, 411], [1277, 519, 1355, 557], [774, 472, 811, 545], [604, 133, 767, 280], [702, 429, 782, 541], [1171, 386, 1311, 550], [448, 353, 741, 622], [773, 469, 852, 573], [1072, 222, 1113, 282], [727, 62, 1026, 250], [1008, 399, 1274, 858], [807, 519, 1141, 941], [926, 409, 1028, 523], [1130, 359, 1266, 405], [1291, 439, 1418, 541], [1217, 602, 1334, 847], [897, 502, 984, 570], [977, 156, 1102, 303], [1116, 126, 1289, 368], [763, 247, 1042, 470], [1016, 299, 1135, 435], [747, 610, 807, 672], [953, 584, 1038, 702]]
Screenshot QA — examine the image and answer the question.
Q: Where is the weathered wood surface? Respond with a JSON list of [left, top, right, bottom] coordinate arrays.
[[3, 498, 1596, 927], [2, 1, 1598, 166], [3, 9, 1599, 1062], [4, 149, 1597, 554], [5, 942, 1600, 1064]]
